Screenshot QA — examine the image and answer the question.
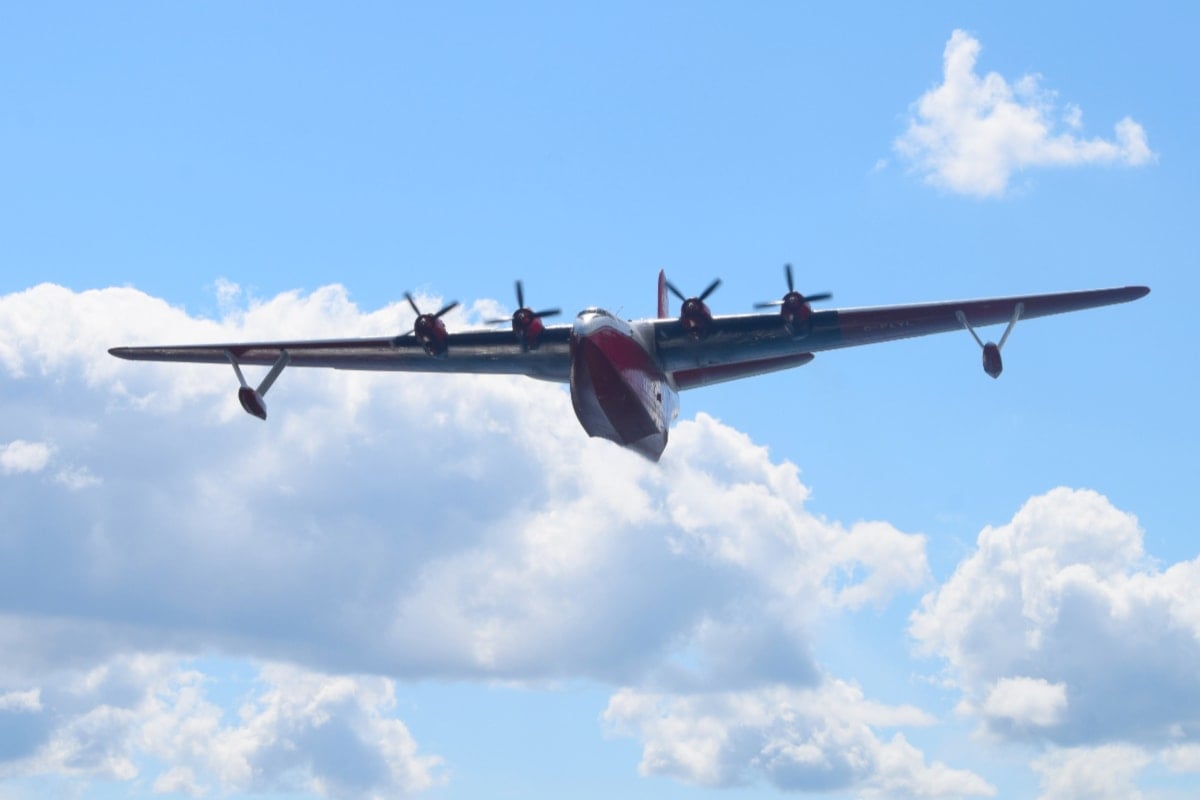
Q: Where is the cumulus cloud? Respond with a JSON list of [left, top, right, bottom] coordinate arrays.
[[52, 465, 102, 490], [0, 283, 932, 683], [603, 680, 993, 797], [1031, 745, 1150, 800], [0, 282, 954, 795], [978, 677, 1067, 729], [0, 654, 441, 798], [895, 30, 1155, 196], [1162, 743, 1200, 773], [911, 487, 1200, 751], [0, 440, 52, 475], [0, 690, 40, 713]]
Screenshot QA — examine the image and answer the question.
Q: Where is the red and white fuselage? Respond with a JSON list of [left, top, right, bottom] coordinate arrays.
[[569, 309, 678, 461]]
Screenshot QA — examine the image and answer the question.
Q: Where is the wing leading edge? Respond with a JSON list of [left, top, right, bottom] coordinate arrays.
[[109, 326, 574, 382]]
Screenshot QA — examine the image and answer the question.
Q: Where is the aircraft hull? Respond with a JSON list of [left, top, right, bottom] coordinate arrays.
[[570, 312, 676, 461]]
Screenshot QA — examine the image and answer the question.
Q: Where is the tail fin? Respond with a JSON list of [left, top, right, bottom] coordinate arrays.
[[658, 270, 669, 318]]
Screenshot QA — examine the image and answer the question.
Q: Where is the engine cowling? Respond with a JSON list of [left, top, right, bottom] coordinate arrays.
[[752, 265, 831, 337], [404, 293, 458, 358], [666, 279, 721, 339], [779, 291, 813, 336], [679, 297, 714, 337], [512, 308, 547, 350], [413, 313, 450, 357]]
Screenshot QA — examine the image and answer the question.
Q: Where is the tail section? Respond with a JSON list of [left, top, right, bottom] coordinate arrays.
[[658, 270, 669, 318]]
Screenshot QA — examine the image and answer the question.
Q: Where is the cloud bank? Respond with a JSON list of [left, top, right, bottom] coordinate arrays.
[[912, 487, 1200, 794], [2, 282, 1194, 798], [0, 282, 973, 797], [603, 681, 993, 797], [0, 654, 441, 798], [895, 30, 1154, 197]]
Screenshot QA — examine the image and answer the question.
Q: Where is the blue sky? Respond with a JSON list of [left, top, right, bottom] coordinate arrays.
[[1, 3, 1196, 799]]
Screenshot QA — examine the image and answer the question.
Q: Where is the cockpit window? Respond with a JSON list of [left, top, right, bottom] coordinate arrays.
[[577, 307, 612, 318]]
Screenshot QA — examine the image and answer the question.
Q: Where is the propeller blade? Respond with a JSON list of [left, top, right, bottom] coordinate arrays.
[[665, 281, 687, 302], [405, 292, 421, 316], [699, 278, 722, 301], [515, 280, 525, 310], [533, 308, 561, 319], [485, 317, 510, 325], [752, 264, 833, 310], [434, 301, 459, 318]]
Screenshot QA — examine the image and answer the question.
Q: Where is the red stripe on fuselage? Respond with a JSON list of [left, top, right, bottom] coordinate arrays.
[[570, 313, 675, 460]]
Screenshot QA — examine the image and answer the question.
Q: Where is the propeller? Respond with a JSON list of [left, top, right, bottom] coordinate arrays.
[[485, 280, 561, 351], [487, 280, 561, 325], [667, 278, 722, 337], [405, 292, 459, 323], [666, 278, 722, 305], [403, 292, 459, 356], [754, 263, 831, 308]]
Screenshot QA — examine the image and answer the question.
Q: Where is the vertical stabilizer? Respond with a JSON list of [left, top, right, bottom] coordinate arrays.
[[658, 270, 669, 318]]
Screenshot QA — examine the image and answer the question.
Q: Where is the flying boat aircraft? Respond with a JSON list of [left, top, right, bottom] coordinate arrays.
[[110, 267, 1149, 461]]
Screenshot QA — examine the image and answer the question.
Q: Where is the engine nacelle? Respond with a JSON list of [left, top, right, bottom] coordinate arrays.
[[413, 313, 450, 357], [665, 278, 721, 338], [512, 308, 547, 350], [780, 292, 813, 337], [753, 268, 830, 337], [679, 298, 714, 338], [982, 342, 1003, 379], [238, 386, 268, 420], [404, 294, 458, 357]]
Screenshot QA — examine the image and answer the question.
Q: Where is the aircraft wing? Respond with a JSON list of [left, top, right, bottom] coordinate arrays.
[[109, 325, 575, 382], [655, 285, 1149, 389]]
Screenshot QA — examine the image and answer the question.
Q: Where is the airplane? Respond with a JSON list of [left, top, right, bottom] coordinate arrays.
[[109, 267, 1149, 461]]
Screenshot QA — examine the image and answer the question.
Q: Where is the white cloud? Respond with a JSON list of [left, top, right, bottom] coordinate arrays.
[[1031, 745, 1150, 800], [0, 690, 40, 713], [53, 466, 101, 491], [911, 488, 1200, 751], [868, 733, 997, 800], [1162, 743, 1200, 772], [0, 283, 932, 686], [0, 654, 442, 799], [153, 765, 201, 795], [895, 30, 1155, 197], [979, 677, 1067, 728], [9, 281, 1188, 797], [213, 277, 243, 311], [603, 680, 993, 797], [1062, 104, 1083, 130], [0, 282, 953, 794], [0, 441, 52, 475]]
